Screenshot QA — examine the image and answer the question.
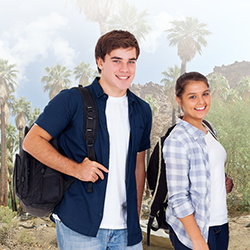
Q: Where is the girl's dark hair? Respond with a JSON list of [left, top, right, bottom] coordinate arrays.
[[176, 72, 209, 99], [95, 30, 140, 73]]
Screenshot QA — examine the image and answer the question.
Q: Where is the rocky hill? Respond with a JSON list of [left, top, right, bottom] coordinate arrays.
[[213, 60, 250, 88], [130, 81, 173, 153], [130, 60, 250, 153]]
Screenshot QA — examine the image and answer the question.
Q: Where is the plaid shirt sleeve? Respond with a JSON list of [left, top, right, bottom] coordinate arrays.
[[163, 134, 195, 218]]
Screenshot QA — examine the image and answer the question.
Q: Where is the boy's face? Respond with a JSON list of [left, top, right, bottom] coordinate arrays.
[[97, 47, 137, 97]]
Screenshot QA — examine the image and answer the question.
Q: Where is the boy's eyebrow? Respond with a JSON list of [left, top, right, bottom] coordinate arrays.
[[110, 56, 137, 61]]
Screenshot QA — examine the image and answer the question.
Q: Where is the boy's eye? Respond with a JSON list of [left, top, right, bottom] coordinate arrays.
[[129, 61, 135, 64]]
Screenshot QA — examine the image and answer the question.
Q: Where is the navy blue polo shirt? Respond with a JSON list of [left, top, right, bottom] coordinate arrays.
[[36, 78, 152, 246]]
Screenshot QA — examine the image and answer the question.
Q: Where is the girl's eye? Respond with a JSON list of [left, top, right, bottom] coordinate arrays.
[[129, 61, 135, 64], [113, 60, 120, 63], [203, 92, 210, 96], [189, 95, 196, 99]]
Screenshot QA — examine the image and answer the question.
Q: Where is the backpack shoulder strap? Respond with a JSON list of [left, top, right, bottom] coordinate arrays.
[[202, 119, 217, 140], [74, 85, 98, 193], [146, 124, 176, 246]]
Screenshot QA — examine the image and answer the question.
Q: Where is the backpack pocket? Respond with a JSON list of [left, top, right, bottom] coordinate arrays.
[[40, 167, 64, 203]]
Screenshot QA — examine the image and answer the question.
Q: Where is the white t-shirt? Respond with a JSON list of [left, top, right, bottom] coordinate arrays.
[[205, 132, 228, 227], [99, 94, 130, 229]]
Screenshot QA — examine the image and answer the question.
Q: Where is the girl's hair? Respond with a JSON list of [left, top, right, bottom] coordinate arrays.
[[95, 30, 140, 74], [175, 72, 209, 99]]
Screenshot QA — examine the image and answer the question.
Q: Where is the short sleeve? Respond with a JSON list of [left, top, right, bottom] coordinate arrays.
[[138, 102, 152, 152], [36, 88, 81, 138]]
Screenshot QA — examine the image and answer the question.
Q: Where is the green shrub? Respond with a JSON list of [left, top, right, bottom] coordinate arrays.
[[206, 98, 250, 212], [0, 205, 17, 225]]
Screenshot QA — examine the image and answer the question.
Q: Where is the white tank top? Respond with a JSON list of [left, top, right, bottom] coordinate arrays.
[[205, 132, 228, 227], [99, 94, 130, 229]]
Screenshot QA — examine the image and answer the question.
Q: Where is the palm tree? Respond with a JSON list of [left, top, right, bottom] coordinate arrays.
[[73, 61, 98, 86], [6, 124, 19, 211], [0, 59, 18, 206], [41, 63, 72, 100], [235, 76, 250, 100], [166, 16, 211, 74], [0, 102, 10, 207], [11, 96, 32, 152], [6, 124, 19, 154], [161, 65, 181, 124], [207, 73, 230, 101], [108, 0, 152, 42], [28, 107, 41, 127], [144, 94, 160, 118], [69, 0, 116, 35]]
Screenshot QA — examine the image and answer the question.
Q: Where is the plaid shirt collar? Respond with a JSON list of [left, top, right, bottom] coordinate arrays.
[[177, 118, 206, 141]]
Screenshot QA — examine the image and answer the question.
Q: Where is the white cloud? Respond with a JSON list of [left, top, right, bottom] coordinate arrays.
[[140, 12, 174, 53], [52, 38, 77, 67], [0, 12, 76, 81]]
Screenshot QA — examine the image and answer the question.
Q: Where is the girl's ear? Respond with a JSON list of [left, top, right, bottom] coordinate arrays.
[[176, 96, 182, 107]]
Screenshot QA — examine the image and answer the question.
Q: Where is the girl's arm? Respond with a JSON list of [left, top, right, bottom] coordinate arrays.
[[179, 214, 209, 250]]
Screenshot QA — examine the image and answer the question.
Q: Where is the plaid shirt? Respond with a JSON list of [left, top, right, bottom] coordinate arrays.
[[163, 118, 212, 249]]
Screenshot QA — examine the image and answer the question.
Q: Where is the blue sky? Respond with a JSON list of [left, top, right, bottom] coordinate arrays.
[[1, 0, 250, 113]]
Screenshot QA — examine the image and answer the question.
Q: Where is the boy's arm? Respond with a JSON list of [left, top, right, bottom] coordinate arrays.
[[23, 124, 108, 182], [135, 150, 146, 218]]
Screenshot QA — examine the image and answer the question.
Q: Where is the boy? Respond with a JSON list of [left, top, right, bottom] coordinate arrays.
[[23, 30, 152, 249]]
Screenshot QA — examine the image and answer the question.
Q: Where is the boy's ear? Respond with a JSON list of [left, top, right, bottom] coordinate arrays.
[[96, 57, 104, 71]]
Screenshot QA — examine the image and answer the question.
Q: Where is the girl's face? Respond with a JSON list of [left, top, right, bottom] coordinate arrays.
[[176, 80, 211, 124]]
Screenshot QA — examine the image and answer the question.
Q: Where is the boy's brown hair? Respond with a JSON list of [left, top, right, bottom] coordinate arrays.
[[95, 30, 140, 73]]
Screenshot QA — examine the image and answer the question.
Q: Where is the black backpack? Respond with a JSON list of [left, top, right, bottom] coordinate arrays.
[[13, 86, 98, 217], [146, 120, 216, 246]]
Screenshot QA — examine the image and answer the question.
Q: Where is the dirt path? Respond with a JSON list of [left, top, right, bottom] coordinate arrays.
[[0, 213, 250, 249]]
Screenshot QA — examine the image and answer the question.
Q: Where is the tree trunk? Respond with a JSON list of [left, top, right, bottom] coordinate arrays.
[[99, 21, 109, 35], [9, 179, 17, 211], [145, 149, 151, 198], [172, 107, 176, 126], [181, 60, 186, 75], [178, 60, 187, 118], [0, 104, 8, 206], [19, 129, 23, 153], [5, 146, 8, 206]]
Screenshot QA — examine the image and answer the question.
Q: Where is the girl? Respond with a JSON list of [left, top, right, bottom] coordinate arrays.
[[163, 72, 229, 250]]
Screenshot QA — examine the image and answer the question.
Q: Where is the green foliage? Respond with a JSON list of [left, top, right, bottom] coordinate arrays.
[[0, 205, 16, 225], [108, 0, 152, 42], [73, 61, 97, 86], [41, 63, 72, 93], [165, 16, 211, 74], [28, 107, 41, 127], [144, 94, 159, 117], [0, 59, 19, 92], [166, 16, 212, 55], [11, 96, 32, 119], [206, 98, 250, 211], [18, 231, 33, 245], [235, 76, 250, 98]]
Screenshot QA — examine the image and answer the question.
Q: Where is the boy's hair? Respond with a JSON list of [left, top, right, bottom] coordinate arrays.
[[175, 71, 209, 99], [95, 30, 140, 73]]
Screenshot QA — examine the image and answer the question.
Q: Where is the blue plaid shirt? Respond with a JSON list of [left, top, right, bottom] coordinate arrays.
[[163, 119, 212, 249]]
